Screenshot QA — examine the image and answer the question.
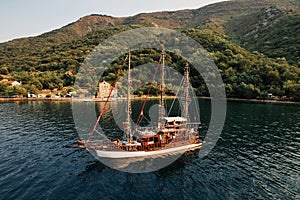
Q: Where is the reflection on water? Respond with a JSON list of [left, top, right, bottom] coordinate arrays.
[[0, 100, 299, 199]]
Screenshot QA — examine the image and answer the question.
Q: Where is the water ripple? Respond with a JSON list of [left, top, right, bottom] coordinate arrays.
[[0, 100, 299, 199]]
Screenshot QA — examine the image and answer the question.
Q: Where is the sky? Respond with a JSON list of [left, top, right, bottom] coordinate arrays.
[[0, 0, 227, 43]]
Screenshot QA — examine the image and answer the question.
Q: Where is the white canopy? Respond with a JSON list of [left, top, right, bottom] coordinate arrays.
[[164, 117, 187, 122]]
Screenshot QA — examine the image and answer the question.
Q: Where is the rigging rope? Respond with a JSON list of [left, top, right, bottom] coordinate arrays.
[[87, 54, 129, 142], [167, 76, 184, 117], [135, 55, 162, 125]]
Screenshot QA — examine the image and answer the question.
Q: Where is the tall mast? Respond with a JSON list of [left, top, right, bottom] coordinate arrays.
[[158, 51, 165, 130], [183, 63, 191, 120], [126, 51, 132, 141]]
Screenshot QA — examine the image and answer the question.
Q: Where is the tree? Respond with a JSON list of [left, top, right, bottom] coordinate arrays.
[[284, 80, 300, 101], [15, 86, 27, 96], [0, 67, 9, 75], [0, 83, 8, 96], [25, 85, 39, 94]]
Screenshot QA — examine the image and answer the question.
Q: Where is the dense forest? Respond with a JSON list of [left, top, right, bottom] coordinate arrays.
[[0, 0, 299, 100]]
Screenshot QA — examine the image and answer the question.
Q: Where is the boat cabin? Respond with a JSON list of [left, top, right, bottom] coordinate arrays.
[[164, 117, 187, 128]]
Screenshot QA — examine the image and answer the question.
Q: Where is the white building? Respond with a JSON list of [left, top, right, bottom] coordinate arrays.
[[96, 81, 117, 98]]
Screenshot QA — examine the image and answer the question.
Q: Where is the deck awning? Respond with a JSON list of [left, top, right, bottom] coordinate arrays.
[[164, 117, 187, 122]]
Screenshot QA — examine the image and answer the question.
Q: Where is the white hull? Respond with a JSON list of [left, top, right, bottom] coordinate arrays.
[[92, 143, 202, 159]]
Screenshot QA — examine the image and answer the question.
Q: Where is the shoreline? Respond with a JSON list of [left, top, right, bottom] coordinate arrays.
[[224, 97, 300, 105], [0, 96, 299, 105], [0, 97, 73, 102]]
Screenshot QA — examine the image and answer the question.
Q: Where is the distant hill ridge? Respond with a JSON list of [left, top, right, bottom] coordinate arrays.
[[1, 0, 299, 43], [1, 0, 299, 65]]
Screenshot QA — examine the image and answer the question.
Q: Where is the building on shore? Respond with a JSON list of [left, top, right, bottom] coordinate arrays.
[[96, 81, 118, 99]]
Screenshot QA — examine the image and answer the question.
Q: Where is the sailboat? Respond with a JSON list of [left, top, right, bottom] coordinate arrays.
[[76, 51, 202, 160]]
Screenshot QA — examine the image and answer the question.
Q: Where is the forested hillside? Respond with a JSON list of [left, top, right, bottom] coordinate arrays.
[[0, 0, 299, 100]]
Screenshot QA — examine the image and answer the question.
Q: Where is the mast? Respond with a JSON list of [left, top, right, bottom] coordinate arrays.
[[126, 51, 132, 142], [183, 63, 191, 120], [182, 63, 191, 141], [158, 51, 165, 130]]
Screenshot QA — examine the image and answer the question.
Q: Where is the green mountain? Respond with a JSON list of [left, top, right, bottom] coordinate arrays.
[[0, 0, 299, 100], [225, 4, 300, 66]]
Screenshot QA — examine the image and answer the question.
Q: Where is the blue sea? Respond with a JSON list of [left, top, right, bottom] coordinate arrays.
[[0, 99, 299, 199]]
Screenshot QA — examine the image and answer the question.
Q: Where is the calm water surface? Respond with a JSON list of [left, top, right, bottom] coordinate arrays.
[[0, 100, 299, 199]]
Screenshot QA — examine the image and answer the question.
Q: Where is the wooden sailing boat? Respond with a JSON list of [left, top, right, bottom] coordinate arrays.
[[77, 51, 202, 159]]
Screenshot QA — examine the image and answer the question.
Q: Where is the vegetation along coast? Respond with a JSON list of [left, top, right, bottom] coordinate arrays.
[[0, 0, 299, 102]]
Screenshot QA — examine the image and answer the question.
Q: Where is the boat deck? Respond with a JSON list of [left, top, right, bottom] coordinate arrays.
[[85, 138, 201, 152]]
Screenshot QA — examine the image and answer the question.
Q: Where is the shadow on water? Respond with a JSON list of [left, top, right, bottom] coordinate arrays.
[[77, 161, 107, 178]]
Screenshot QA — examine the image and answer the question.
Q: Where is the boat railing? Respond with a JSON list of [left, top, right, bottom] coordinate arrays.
[[85, 131, 200, 152]]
